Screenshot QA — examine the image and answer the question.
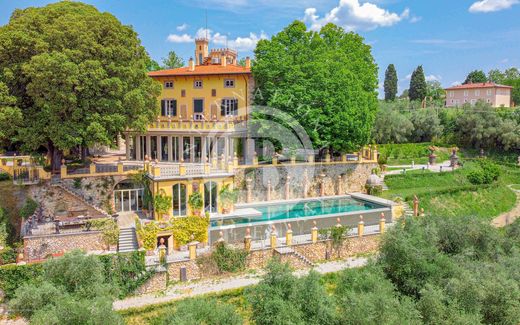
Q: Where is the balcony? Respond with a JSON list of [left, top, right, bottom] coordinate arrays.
[[146, 116, 247, 133]]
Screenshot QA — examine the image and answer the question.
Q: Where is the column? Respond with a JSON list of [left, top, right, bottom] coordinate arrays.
[[168, 136, 173, 162], [190, 136, 195, 163], [201, 136, 207, 163], [125, 134, 130, 160], [224, 136, 230, 161], [146, 135, 151, 160], [135, 135, 141, 161], [157, 135, 162, 162], [178, 136, 183, 161]]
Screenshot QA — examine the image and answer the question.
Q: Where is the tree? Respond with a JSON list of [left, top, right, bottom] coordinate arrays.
[[409, 109, 444, 142], [0, 82, 22, 148], [384, 64, 398, 101], [488, 68, 520, 106], [464, 70, 487, 84], [253, 21, 378, 154], [426, 80, 445, 102], [372, 107, 414, 144], [9, 251, 122, 324], [409, 66, 427, 101], [162, 50, 184, 69], [0, 2, 160, 170], [145, 57, 161, 72]]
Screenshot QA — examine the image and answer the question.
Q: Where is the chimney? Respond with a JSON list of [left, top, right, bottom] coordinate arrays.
[[188, 58, 195, 71], [221, 53, 227, 67], [245, 56, 251, 69]]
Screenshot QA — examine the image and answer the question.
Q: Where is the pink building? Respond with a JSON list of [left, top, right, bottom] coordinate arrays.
[[445, 82, 513, 108]]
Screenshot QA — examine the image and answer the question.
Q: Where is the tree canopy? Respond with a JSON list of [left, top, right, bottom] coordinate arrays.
[[464, 70, 487, 84], [384, 64, 398, 101], [252, 20, 378, 153], [161, 50, 184, 69], [409, 66, 427, 101], [0, 2, 160, 169], [488, 67, 520, 105]]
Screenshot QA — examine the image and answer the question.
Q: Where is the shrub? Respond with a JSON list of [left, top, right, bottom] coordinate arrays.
[[153, 189, 172, 219], [0, 246, 17, 265], [0, 263, 44, 299], [188, 192, 203, 212], [19, 198, 38, 219], [73, 178, 82, 189], [209, 241, 248, 274], [171, 215, 210, 246], [467, 159, 501, 185], [318, 225, 350, 258], [0, 172, 10, 181], [89, 218, 119, 250], [151, 297, 243, 325], [135, 220, 159, 251]]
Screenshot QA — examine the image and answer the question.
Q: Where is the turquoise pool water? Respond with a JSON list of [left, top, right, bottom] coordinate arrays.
[[210, 197, 383, 227]]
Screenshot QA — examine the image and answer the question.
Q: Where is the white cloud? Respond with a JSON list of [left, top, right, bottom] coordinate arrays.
[[193, 28, 267, 51], [426, 75, 442, 82], [176, 23, 189, 31], [166, 33, 194, 43], [303, 0, 411, 31], [409, 16, 422, 23], [451, 81, 462, 86], [469, 0, 519, 13]]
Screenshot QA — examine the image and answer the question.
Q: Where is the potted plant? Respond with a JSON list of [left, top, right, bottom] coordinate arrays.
[[378, 153, 388, 172], [219, 184, 238, 214], [188, 191, 204, 216], [131, 170, 153, 217], [153, 189, 172, 220]]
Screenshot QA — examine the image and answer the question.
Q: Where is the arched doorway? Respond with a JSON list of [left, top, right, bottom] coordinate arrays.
[[114, 180, 144, 212], [172, 183, 187, 217], [204, 181, 218, 214]]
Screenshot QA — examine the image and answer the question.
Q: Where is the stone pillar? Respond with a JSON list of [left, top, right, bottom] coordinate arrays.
[[252, 152, 258, 166], [291, 156, 296, 164], [272, 156, 278, 165], [266, 180, 272, 201], [135, 135, 141, 160], [270, 225, 277, 249], [117, 161, 123, 174], [320, 173, 326, 197], [146, 135, 151, 159], [224, 137, 230, 160], [219, 154, 226, 171], [303, 170, 309, 198], [89, 163, 96, 175], [325, 152, 331, 163], [188, 241, 198, 260], [420, 208, 425, 217], [311, 221, 318, 244], [168, 136, 173, 162], [233, 152, 239, 167], [336, 217, 342, 228], [60, 159, 67, 178], [285, 176, 291, 200], [341, 154, 347, 162], [307, 154, 314, 163], [337, 175, 343, 195], [157, 136, 162, 162], [190, 136, 195, 163], [413, 195, 419, 217], [358, 215, 364, 238], [179, 161, 186, 176], [379, 213, 386, 233], [246, 178, 253, 203], [125, 133, 130, 160], [286, 224, 293, 246], [201, 137, 207, 164], [244, 228, 252, 252]]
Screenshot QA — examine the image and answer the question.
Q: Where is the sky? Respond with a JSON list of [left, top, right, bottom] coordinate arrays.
[[1, 0, 519, 96]]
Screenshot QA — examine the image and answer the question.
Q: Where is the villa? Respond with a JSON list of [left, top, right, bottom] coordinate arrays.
[[3, 38, 396, 263], [445, 82, 513, 107]]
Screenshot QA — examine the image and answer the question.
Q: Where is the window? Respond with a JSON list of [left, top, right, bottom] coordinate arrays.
[[224, 79, 235, 88], [193, 99, 204, 120], [487, 89, 492, 96], [464, 90, 468, 97], [212, 89, 217, 97], [161, 99, 177, 117], [181, 89, 186, 97], [471, 99, 476, 105], [194, 80, 203, 88], [449, 91, 454, 98], [172, 184, 187, 216], [487, 99, 491, 103], [164, 81, 174, 89], [475, 90, 480, 96], [220, 98, 238, 116]]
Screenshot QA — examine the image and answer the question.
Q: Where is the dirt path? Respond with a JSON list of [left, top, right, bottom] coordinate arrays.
[[113, 256, 369, 311], [491, 185, 520, 227]]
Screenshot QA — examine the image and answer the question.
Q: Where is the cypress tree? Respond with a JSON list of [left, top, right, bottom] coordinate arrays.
[[409, 65, 427, 101], [384, 64, 398, 101]]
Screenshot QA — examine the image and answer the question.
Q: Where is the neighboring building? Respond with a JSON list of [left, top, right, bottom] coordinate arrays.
[[445, 82, 513, 107]]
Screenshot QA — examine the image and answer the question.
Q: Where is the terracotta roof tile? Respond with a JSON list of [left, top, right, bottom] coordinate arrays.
[[445, 82, 513, 90], [148, 64, 251, 77]]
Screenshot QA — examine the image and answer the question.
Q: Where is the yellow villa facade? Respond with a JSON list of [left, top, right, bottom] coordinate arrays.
[[122, 38, 254, 218]]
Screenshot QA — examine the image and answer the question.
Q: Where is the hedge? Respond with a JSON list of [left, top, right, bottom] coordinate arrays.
[[0, 263, 44, 300]]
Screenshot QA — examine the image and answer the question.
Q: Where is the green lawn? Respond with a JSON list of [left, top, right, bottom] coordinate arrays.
[[382, 161, 519, 220]]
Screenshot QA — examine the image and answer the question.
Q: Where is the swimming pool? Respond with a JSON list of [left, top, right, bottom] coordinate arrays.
[[209, 195, 394, 243], [210, 197, 383, 227]]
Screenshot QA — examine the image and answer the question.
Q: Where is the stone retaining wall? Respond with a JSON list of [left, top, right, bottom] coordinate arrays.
[[136, 233, 381, 294], [234, 162, 376, 203], [24, 231, 105, 261]]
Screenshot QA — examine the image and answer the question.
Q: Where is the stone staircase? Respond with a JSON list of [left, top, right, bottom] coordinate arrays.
[[274, 246, 316, 268], [118, 227, 138, 253], [51, 182, 110, 217], [402, 201, 414, 217]]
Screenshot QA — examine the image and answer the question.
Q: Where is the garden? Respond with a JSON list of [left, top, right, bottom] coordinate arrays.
[[120, 216, 520, 325]]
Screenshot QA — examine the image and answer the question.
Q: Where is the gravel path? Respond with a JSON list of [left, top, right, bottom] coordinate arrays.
[[113, 256, 369, 311], [491, 185, 520, 227]]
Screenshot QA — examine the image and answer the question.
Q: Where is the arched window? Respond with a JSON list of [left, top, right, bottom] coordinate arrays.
[[172, 183, 187, 216], [204, 181, 218, 213]]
